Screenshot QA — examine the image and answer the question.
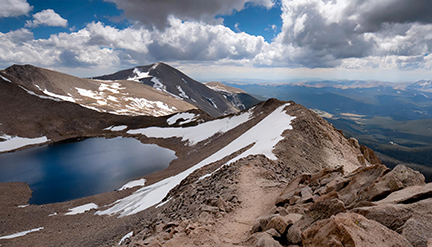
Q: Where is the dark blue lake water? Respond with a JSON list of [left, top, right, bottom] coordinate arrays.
[[0, 137, 176, 205]]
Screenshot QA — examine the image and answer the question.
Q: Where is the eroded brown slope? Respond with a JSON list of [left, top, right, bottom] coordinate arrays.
[[2, 65, 195, 116]]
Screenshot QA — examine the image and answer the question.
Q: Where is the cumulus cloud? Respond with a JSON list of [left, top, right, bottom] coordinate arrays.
[[105, 0, 275, 29], [25, 9, 68, 28], [0, 18, 266, 70], [0, 0, 32, 18], [271, 0, 432, 68]]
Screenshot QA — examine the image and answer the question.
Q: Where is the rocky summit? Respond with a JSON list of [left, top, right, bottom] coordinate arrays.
[[0, 64, 431, 247]]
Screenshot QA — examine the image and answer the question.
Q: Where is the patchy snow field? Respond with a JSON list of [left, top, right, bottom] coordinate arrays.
[[166, 112, 197, 125], [65, 203, 98, 215], [104, 125, 128, 131], [97, 103, 295, 217]]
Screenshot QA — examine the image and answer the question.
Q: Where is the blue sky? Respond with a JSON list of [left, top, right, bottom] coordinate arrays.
[[1, 0, 432, 82]]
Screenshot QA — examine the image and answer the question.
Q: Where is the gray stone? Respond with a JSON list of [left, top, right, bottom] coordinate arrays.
[[400, 215, 432, 247]]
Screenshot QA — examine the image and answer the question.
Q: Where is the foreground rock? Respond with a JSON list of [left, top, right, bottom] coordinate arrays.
[[302, 212, 413, 247], [252, 163, 430, 247]]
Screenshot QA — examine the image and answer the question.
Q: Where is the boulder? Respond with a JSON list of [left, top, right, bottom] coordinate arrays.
[[287, 216, 314, 244], [359, 165, 425, 202], [302, 212, 413, 247], [338, 164, 389, 207], [400, 215, 432, 247], [276, 174, 310, 206], [265, 216, 289, 234], [353, 203, 412, 230], [265, 228, 281, 238], [284, 213, 303, 225], [256, 214, 279, 230], [348, 137, 360, 149], [308, 198, 346, 221], [244, 231, 282, 247], [376, 183, 432, 205], [299, 186, 314, 203], [255, 236, 283, 247]]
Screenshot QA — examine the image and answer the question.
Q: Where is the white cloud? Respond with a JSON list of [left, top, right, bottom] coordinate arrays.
[[0, 18, 265, 70], [25, 9, 68, 28], [0, 0, 32, 18]]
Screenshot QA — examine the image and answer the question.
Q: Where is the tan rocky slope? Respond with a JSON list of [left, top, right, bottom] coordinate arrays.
[[1, 64, 196, 117], [93, 62, 260, 116], [1, 98, 424, 247]]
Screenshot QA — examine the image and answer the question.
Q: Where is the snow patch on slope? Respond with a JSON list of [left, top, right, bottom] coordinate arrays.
[[151, 77, 165, 91], [176, 85, 189, 99], [128, 109, 253, 145], [118, 231, 133, 245], [0, 134, 49, 153], [166, 112, 197, 125], [0, 75, 11, 82], [119, 178, 146, 191], [97, 103, 294, 217], [206, 85, 231, 94], [127, 68, 152, 82], [42, 89, 76, 102], [18, 85, 62, 101], [104, 125, 128, 131], [0, 227, 44, 240], [65, 203, 98, 215], [205, 96, 218, 108], [125, 97, 177, 116]]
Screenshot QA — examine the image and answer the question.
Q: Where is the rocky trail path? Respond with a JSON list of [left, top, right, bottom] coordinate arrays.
[[213, 164, 283, 245], [158, 161, 286, 247]]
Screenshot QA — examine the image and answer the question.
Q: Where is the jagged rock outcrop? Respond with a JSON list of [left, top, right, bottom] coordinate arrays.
[[249, 163, 431, 247]]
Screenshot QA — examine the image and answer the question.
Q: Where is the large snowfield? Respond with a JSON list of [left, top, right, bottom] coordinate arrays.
[[127, 108, 254, 145], [97, 103, 295, 217]]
